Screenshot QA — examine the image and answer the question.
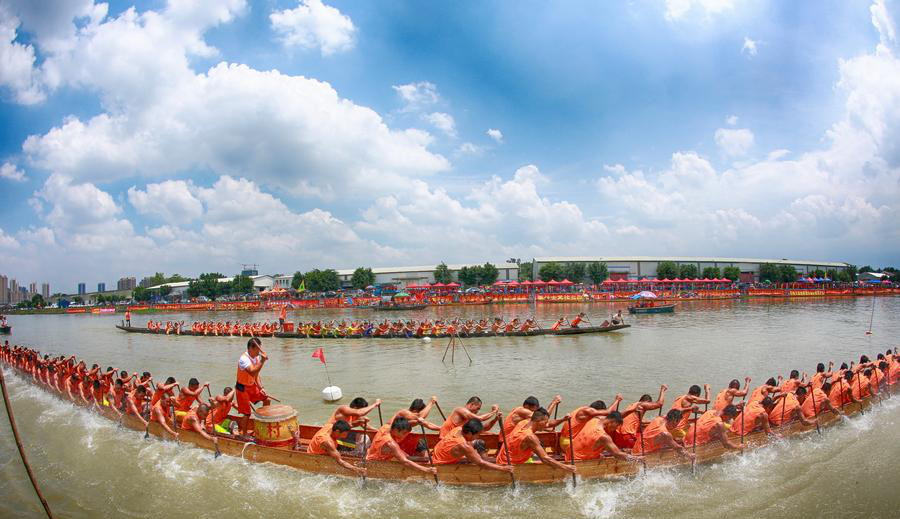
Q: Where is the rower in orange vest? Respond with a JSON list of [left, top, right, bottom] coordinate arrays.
[[684, 405, 742, 450], [495, 408, 576, 474], [798, 382, 841, 419], [389, 397, 441, 455], [668, 384, 710, 440], [613, 385, 667, 449], [731, 396, 775, 437], [432, 419, 513, 475], [714, 377, 750, 412], [779, 370, 803, 393], [570, 412, 638, 462], [767, 388, 816, 427], [365, 418, 436, 476], [633, 409, 695, 458], [180, 404, 219, 445], [438, 397, 499, 438], [501, 395, 563, 438], [307, 420, 366, 476], [560, 395, 623, 450]]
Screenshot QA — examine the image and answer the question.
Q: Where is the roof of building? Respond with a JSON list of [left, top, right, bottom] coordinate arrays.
[[147, 275, 272, 291], [335, 263, 519, 276], [532, 256, 849, 267]]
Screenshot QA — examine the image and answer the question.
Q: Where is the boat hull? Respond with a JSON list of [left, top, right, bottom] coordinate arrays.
[[628, 304, 676, 314]]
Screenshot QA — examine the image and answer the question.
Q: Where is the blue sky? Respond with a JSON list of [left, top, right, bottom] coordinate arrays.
[[0, 0, 898, 291]]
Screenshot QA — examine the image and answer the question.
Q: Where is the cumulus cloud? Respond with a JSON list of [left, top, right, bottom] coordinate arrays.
[[871, 0, 896, 45], [127, 180, 203, 224], [664, 0, 735, 21], [425, 112, 456, 137], [270, 0, 356, 56], [486, 128, 503, 142], [726, 115, 739, 126], [0, 4, 43, 104], [0, 227, 19, 249], [0, 162, 26, 181], [741, 36, 758, 57], [714, 127, 754, 156], [456, 142, 482, 155], [392, 81, 440, 110]]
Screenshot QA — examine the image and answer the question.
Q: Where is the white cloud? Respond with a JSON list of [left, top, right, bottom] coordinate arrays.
[[456, 142, 482, 155], [871, 0, 896, 45], [726, 115, 738, 126], [486, 128, 503, 143], [270, 0, 356, 56], [0, 162, 26, 181], [392, 81, 439, 110], [0, 4, 43, 104], [664, 0, 735, 21], [714, 127, 754, 156], [424, 112, 456, 137], [741, 36, 758, 57], [0, 227, 19, 249], [127, 180, 203, 224]]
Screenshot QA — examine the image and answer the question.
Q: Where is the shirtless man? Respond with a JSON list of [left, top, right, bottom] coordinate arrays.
[[328, 397, 383, 428], [174, 378, 209, 413], [713, 377, 750, 412], [570, 411, 640, 463], [438, 396, 500, 438], [307, 420, 366, 476], [614, 385, 667, 449], [685, 405, 742, 450], [432, 419, 514, 474], [496, 408, 577, 474], [365, 418, 437, 476], [633, 409, 694, 458], [150, 390, 180, 438], [180, 403, 219, 444], [501, 395, 563, 438], [389, 397, 441, 455]]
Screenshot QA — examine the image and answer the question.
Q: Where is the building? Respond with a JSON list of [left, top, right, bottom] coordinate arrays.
[[9, 279, 19, 303], [28, 282, 37, 296], [77, 283, 86, 295], [147, 275, 275, 297], [334, 263, 519, 288], [98, 282, 106, 293], [530, 256, 851, 283], [0, 275, 7, 304], [858, 271, 889, 282], [117, 277, 137, 291], [41, 283, 50, 299], [139, 277, 153, 288]]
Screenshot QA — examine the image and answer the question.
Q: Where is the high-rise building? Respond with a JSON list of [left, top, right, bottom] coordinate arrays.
[[0, 275, 8, 304], [98, 282, 106, 293], [139, 277, 153, 288], [41, 283, 50, 299], [10, 279, 19, 303], [28, 282, 37, 296], [77, 282, 86, 295], [117, 277, 137, 291]]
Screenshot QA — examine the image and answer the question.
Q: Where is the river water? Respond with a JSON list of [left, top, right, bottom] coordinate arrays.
[[1, 298, 899, 518]]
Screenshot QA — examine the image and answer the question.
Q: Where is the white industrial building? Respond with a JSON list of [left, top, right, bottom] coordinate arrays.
[[335, 263, 519, 287]]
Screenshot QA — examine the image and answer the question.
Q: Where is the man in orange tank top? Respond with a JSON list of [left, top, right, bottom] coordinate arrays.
[[570, 412, 639, 462], [365, 418, 436, 476], [810, 362, 834, 390], [307, 420, 366, 476], [328, 397, 383, 428], [236, 338, 270, 435], [501, 395, 563, 438], [668, 384, 710, 440], [714, 378, 750, 412], [432, 419, 514, 475], [767, 388, 816, 427], [495, 408, 576, 475], [390, 397, 441, 455], [180, 404, 218, 445], [206, 387, 237, 434], [780, 370, 804, 393], [174, 378, 209, 412], [748, 377, 779, 404], [438, 396, 500, 438], [685, 405, 742, 450], [613, 385, 667, 449], [560, 395, 623, 451], [633, 409, 694, 458], [798, 382, 840, 419], [150, 391, 179, 439]]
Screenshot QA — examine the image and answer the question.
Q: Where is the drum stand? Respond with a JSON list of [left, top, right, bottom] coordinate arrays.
[[442, 333, 473, 365]]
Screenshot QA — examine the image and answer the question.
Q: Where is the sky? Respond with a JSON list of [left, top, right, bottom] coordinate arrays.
[[0, 0, 899, 292]]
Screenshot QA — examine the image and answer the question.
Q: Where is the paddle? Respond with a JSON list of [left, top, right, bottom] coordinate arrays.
[[359, 425, 370, 485], [657, 386, 665, 418], [808, 384, 821, 435], [855, 371, 865, 416], [434, 401, 447, 422], [565, 416, 577, 487], [419, 422, 439, 485], [377, 403, 383, 427], [690, 409, 699, 476], [636, 407, 647, 471], [496, 412, 516, 486], [739, 390, 747, 455]]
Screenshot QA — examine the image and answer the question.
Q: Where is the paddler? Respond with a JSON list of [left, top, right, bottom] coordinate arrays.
[[569, 312, 587, 328], [684, 405, 742, 450], [569, 411, 640, 462], [767, 388, 817, 427], [560, 395, 623, 451], [731, 396, 775, 437], [236, 337, 271, 435], [206, 387, 237, 434], [328, 397, 383, 428], [780, 370, 804, 393], [390, 397, 441, 456], [150, 390, 180, 438], [174, 377, 209, 415], [438, 396, 500, 438], [307, 420, 367, 476], [495, 408, 577, 474], [180, 403, 219, 445], [798, 382, 841, 419], [279, 305, 287, 330], [632, 409, 695, 458], [365, 418, 437, 476], [713, 377, 750, 412], [432, 419, 514, 474], [669, 384, 711, 442], [501, 395, 563, 439], [613, 385, 668, 449]]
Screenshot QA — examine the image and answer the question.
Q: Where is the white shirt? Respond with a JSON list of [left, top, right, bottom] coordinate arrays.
[[238, 352, 259, 371]]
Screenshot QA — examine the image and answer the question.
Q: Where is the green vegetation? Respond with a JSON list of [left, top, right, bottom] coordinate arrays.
[[303, 269, 340, 292], [350, 267, 376, 289], [187, 272, 227, 300], [458, 263, 500, 286], [291, 271, 304, 290], [538, 262, 563, 281], [587, 262, 609, 284], [433, 263, 453, 284], [656, 261, 678, 279], [778, 264, 798, 282], [517, 261, 533, 281], [702, 266, 721, 279], [722, 266, 741, 282], [144, 272, 187, 287], [759, 263, 779, 283], [678, 264, 699, 279], [562, 262, 586, 283]]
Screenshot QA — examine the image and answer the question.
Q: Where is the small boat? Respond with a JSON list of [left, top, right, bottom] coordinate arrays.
[[115, 323, 631, 339], [0, 325, 10, 334], [372, 303, 429, 311], [2, 355, 889, 486], [628, 304, 676, 314]]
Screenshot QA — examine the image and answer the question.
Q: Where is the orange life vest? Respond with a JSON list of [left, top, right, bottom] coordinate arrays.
[[433, 426, 466, 464], [800, 387, 828, 419], [731, 401, 765, 436], [308, 425, 335, 455], [366, 425, 396, 461], [570, 418, 610, 461], [768, 393, 800, 426], [780, 378, 801, 393], [618, 402, 642, 436], [634, 416, 667, 453], [180, 408, 200, 431], [502, 407, 529, 437], [561, 406, 592, 439], [439, 412, 465, 438], [685, 410, 721, 446], [174, 390, 197, 412], [713, 389, 732, 412], [671, 395, 692, 429], [495, 420, 533, 465], [236, 353, 259, 387]]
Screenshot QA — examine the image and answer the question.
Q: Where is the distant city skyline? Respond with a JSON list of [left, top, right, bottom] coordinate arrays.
[[0, 0, 898, 289]]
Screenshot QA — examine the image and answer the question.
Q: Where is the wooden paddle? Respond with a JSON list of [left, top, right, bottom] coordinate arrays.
[[657, 386, 665, 417], [690, 409, 699, 476], [377, 403, 383, 427], [359, 425, 370, 484], [808, 384, 821, 435], [565, 416, 576, 487], [434, 401, 447, 422], [496, 412, 516, 485], [419, 422, 439, 485], [855, 371, 865, 416], [636, 407, 647, 470]]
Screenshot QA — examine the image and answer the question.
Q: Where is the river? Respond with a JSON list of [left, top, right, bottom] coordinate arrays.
[[1, 297, 898, 518]]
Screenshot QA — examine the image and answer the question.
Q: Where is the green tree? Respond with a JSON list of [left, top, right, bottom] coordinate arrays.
[[587, 262, 609, 284], [132, 286, 150, 302], [656, 261, 678, 279], [304, 269, 341, 292], [73, 296, 84, 304], [31, 294, 45, 307], [778, 264, 798, 283], [158, 285, 173, 297], [722, 266, 741, 282], [539, 262, 564, 281], [291, 271, 304, 290], [167, 274, 188, 283], [759, 263, 779, 283], [458, 266, 479, 286], [518, 261, 533, 281], [846, 265, 858, 281], [858, 265, 874, 273], [678, 264, 699, 279], [433, 263, 453, 284], [825, 269, 838, 281], [188, 272, 226, 300], [230, 275, 255, 295], [350, 267, 376, 289], [812, 269, 826, 278], [836, 270, 852, 282], [563, 262, 586, 283], [477, 263, 499, 285], [701, 266, 721, 279]]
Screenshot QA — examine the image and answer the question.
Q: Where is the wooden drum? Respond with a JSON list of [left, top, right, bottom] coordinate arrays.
[[252, 404, 298, 447]]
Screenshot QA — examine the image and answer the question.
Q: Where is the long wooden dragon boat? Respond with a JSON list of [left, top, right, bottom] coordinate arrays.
[[114, 323, 631, 339], [3, 359, 891, 486]]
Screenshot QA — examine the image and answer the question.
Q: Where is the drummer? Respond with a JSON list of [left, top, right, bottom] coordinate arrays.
[[236, 338, 271, 435]]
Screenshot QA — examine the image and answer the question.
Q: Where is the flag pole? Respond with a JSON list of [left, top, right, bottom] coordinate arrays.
[[323, 362, 333, 387]]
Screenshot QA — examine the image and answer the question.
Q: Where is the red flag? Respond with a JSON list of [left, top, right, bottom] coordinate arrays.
[[311, 347, 326, 365]]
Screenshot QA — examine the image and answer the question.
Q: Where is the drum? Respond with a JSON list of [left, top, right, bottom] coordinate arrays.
[[252, 404, 298, 447]]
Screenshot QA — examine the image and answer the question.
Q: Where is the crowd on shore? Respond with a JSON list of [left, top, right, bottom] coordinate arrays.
[[2, 337, 898, 477]]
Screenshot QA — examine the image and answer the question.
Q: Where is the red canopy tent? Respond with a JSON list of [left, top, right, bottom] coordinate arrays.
[[520, 280, 532, 285], [506, 280, 520, 286], [602, 279, 615, 284], [532, 280, 547, 285], [446, 282, 460, 288], [560, 279, 573, 285], [432, 282, 446, 288], [659, 278, 672, 283], [547, 279, 562, 285]]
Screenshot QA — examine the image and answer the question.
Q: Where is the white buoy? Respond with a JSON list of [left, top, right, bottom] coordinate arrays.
[[422, 337, 432, 342], [322, 386, 343, 402]]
